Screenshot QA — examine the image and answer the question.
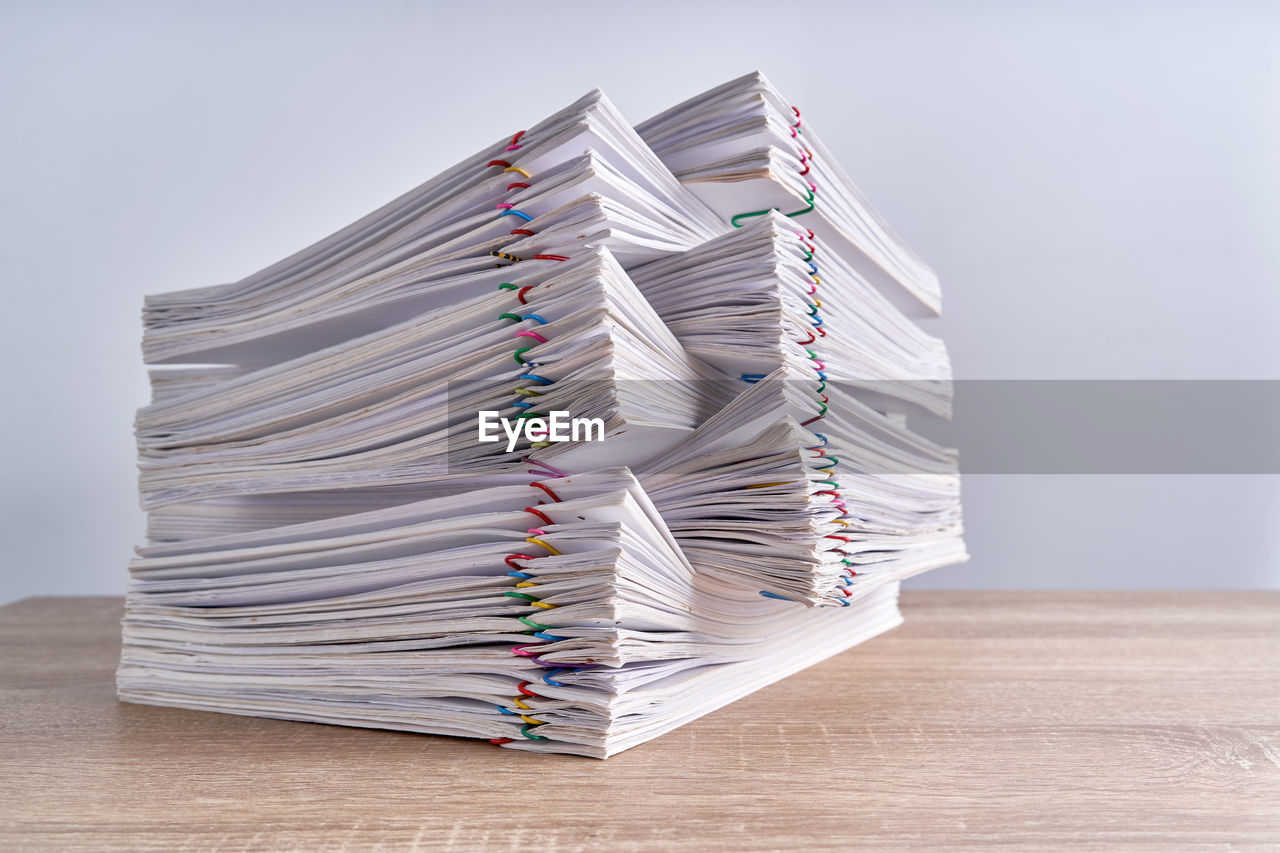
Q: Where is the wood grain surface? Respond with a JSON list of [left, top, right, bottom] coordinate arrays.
[[1, 592, 1277, 851]]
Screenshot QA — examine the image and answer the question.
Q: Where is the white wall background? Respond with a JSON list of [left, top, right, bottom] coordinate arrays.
[[2, 0, 1277, 603]]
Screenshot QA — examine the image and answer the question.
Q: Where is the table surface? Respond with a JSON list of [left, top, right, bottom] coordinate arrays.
[[2, 592, 1277, 851]]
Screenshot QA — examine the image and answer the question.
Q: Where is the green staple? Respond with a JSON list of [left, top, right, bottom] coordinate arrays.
[[789, 190, 816, 218], [513, 346, 532, 364], [729, 189, 815, 228], [520, 724, 548, 740], [504, 591, 542, 603], [498, 282, 518, 291], [498, 313, 522, 323], [729, 208, 769, 228], [518, 615, 551, 632]]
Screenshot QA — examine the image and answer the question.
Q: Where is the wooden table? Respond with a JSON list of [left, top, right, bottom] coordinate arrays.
[[2, 592, 1277, 850]]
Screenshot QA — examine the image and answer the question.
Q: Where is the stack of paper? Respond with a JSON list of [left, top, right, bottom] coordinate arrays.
[[118, 72, 966, 757]]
